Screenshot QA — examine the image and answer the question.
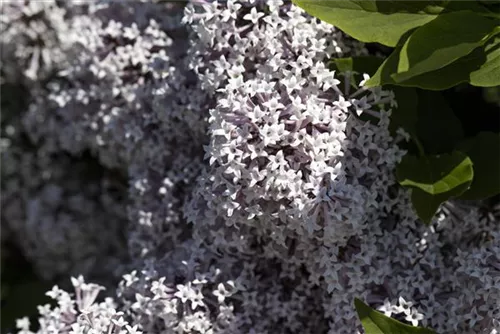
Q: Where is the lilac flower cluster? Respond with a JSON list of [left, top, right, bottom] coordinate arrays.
[[2, 1, 499, 334], [1, 1, 70, 84]]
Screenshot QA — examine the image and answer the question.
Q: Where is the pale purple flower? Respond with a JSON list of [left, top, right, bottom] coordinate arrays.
[[243, 7, 264, 24]]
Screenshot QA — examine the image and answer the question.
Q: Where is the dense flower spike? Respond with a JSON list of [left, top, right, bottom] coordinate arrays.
[[1, 1, 499, 334], [1, 1, 71, 84]]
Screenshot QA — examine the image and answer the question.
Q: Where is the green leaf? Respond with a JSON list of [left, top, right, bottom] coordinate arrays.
[[410, 185, 469, 223], [391, 11, 499, 82], [291, 0, 446, 47], [366, 42, 487, 90], [354, 298, 436, 334], [365, 24, 500, 90], [470, 34, 500, 87], [396, 152, 474, 223], [388, 86, 419, 136], [457, 132, 500, 200], [397, 153, 473, 194], [394, 47, 489, 90], [415, 90, 463, 154]]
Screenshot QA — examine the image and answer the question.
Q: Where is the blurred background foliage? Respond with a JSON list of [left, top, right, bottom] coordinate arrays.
[[1, 81, 55, 333]]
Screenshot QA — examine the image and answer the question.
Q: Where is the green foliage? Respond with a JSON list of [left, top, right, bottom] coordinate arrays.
[[294, 0, 500, 89], [366, 26, 500, 89], [397, 152, 474, 195], [469, 34, 500, 87], [415, 91, 464, 154], [367, 44, 488, 90], [392, 88, 500, 222], [391, 11, 498, 83], [397, 152, 474, 223], [329, 55, 500, 222], [456, 132, 500, 200], [292, 1, 446, 47], [387, 86, 419, 136], [354, 298, 436, 334]]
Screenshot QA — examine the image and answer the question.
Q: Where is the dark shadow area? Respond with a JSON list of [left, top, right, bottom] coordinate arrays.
[[371, 0, 494, 15], [1, 240, 54, 333], [443, 84, 500, 137]]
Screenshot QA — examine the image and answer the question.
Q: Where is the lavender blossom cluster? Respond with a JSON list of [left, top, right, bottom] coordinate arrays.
[[2, 1, 499, 334]]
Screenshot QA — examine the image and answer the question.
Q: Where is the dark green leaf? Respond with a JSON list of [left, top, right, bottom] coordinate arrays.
[[291, 0, 445, 47], [457, 132, 500, 200], [397, 153, 473, 194], [396, 152, 474, 223], [388, 86, 419, 136], [416, 90, 464, 154], [354, 298, 437, 334], [470, 34, 500, 87], [391, 11, 498, 82], [410, 185, 470, 224]]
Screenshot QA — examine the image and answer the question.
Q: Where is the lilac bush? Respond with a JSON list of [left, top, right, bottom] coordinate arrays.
[[1, 1, 499, 334]]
